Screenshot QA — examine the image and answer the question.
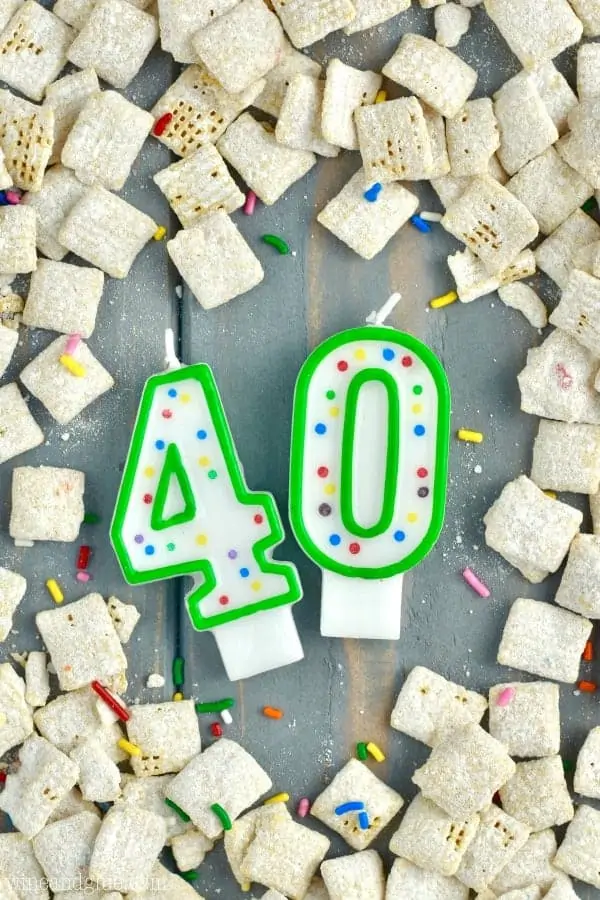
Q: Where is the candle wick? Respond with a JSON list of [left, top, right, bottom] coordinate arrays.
[[164, 328, 182, 370], [366, 292, 402, 326]]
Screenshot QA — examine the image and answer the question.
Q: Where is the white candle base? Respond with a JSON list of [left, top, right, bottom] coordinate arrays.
[[212, 606, 304, 681], [320, 571, 404, 640]]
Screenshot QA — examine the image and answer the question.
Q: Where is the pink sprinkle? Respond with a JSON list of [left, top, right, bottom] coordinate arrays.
[[297, 798, 310, 818], [5, 190, 20, 205], [76, 572, 91, 583], [462, 567, 490, 598], [243, 190, 257, 215], [65, 333, 81, 356], [497, 687, 516, 707]]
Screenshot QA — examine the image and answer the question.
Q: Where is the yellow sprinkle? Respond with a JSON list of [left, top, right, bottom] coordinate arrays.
[[118, 738, 142, 757], [195, 534, 207, 546], [366, 741, 386, 762], [457, 429, 484, 444], [173, 691, 184, 701], [59, 354, 86, 377], [324, 484, 336, 495], [430, 290, 458, 309], [264, 792, 290, 805], [354, 348, 366, 360], [144, 466, 155, 477], [412, 403, 423, 414], [241, 884, 251, 893], [180, 393, 191, 403], [330, 406, 340, 417], [198, 456, 210, 467], [46, 579, 64, 604], [375, 90, 387, 103], [544, 490, 557, 500], [407, 512, 418, 523], [153, 226, 167, 241], [251, 581, 261, 592]]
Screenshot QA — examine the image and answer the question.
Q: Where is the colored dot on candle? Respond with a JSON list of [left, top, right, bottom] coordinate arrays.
[[251, 581, 261, 592], [407, 512, 418, 523], [402, 356, 413, 367], [180, 393, 191, 404], [329, 406, 340, 418], [167, 542, 176, 551], [413, 385, 423, 396], [254, 514, 264, 524], [197, 429, 207, 440], [168, 388, 177, 398], [315, 423, 327, 435], [134, 534, 144, 544], [394, 530, 406, 542], [144, 466, 155, 477], [319, 503, 332, 516], [198, 456, 210, 467], [414, 425, 426, 436], [383, 348, 395, 361], [228, 549, 238, 560], [195, 534, 207, 546], [208, 470, 218, 480], [417, 467, 428, 478], [143, 494, 152, 504], [412, 403, 423, 414], [337, 360, 348, 372], [162, 409, 173, 419], [418, 487, 429, 498], [326, 389, 336, 400], [155, 439, 165, 450], [219, 595, 229, 606], [329, 534, 341, 546], [349, 542, 361, 555], [145, 545, 155, 555], [240, 567, 250, 578], [317, 466, 329, 478], [354, 348, 366, 361], [324, 484, 336, 495]]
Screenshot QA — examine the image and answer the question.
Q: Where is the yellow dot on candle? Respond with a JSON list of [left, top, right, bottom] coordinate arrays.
[[251, 581, 261, 592], [412, 403, 423, 414], [195, 534, 208, 546], [354, 348, 366, 360], [324, 484, 336, 495], [198, 456, 210, 467], [329, 406, 340, 417], [143, 466, 155, 477], [180, 393, 191, 404], [407, 512, 418, 523]]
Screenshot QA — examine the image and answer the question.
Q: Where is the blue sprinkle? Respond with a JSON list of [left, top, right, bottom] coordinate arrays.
[[145, 545, 155, 556], [358, 811, 370, 830], [168, 388, 177, 398], [410, 214, 432, 234], [315, 423, 327, 435], [0, 192, 8, 206], [155, 439, 165, 450], [197, 429, 207, 440], [364, 182, 383, 203], [414, 425, 426, 436], [394, 530, 406, 542], [329, 534, 341, 547], [382, 348, 395, 362], [335, 801, 365, 815], [240, 567, 250, 578]]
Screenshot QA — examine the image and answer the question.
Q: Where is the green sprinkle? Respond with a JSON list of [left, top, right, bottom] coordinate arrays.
[[582, 198, 596, 213], [172, 656, 185, 687], [262, 234, 290, 255], [356, 742, 368, 761], [208, 469, 218, 480], [211, 802, 232, 831], [83, 512, 101, 524], [181, 871, 198, 882], [164, 798, 191, 822], [195, 698, 235, 714], [562, 758, 575, 773]]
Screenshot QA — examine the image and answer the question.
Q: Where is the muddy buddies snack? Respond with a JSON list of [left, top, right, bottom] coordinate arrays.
[[446, 98, 499, 177], [23, 260, 104, 338], [355, 97, 433, 183], [32, 811, 101, 892], [321, 850, 384, 900], [0, 0, 73, 102], [500, 757, 574, 832], [489, 681, 560, 758], [494, 75, 558, 176], [456, 804, 530, 891], [0, 383, 44, 464], [270, 0, 356, 48], [0, 662, 33, 755], [22, 165, 87, 261], [125, 701, 201, 777], [555, 534, 600, 617], [89, 805, 167, 892], [531, 420, 600, 494], [321, 59, 382, 151], [574, 726, 600, 798], [10, 465, 85, 543], [0, 566, 26, 640], [386, 859, 469, 900], [484, 0, 582, 69], [535, 209, 600, 289], [554, 804, 600, 888], [550, 269, 600, 355], [0, 205, 37, 274], [276, 74, 340, 157]]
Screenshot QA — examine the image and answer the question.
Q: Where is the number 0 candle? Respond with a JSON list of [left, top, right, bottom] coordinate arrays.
[[290, 324, 450, 640], [111, 362, 303, 681]]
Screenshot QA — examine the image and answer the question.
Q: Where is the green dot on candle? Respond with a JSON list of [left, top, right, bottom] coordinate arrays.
[[413, 385, 423, 395], [326, 389, 336, 400], [208, 470, 218, 480], [167, 542, 176, 551]]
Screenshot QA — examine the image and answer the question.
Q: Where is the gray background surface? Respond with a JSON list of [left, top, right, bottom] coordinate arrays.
[[1, 3, 599, 897]]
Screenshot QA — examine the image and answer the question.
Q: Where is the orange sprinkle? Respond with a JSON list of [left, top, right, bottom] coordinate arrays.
[[583, 640, 594, 662], [579, 680, 597, 693], [63, 665, 72, 671], [263, 706, 283, 720]]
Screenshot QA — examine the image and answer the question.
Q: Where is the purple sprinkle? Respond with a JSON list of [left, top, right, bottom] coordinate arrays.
[[134, 535, 144, 544], [228, 549, 238, 559]]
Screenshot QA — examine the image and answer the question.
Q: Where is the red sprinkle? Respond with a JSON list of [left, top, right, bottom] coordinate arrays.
[[77, 545, 91, 570], [153, 112, 173, 136], [579, 680, 597, 693], [583, 640, 594, 662], [0, 772, 7, 784], [297, 798, 310, 818], [91, 680, 130, 722], [555, 363, 573, 390], [210, 722, 223, 737]]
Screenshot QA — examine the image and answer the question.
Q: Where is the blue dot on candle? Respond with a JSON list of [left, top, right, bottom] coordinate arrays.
[[168, 388, 177, 398], [329, 534, 341, 546], [145, 545, 155, 556], [394, 530, 406, 542], [240, 567, 250, 578], [383, 348, 395, 361], [155, 440, 165, 450], [134, 534, 144, 544], [315, 423, 327, 435], [197, 429, 207, 440], [414, 424, 426, 436]]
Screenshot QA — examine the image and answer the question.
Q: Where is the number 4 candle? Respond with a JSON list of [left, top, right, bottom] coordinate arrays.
[[111, 357, 303, 681], [290, 319, 450, 640]]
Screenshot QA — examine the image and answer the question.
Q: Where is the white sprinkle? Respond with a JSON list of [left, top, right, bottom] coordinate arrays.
[[474, 464, 482, 474], [14, 539, 33, 548], [419, 211, 443, 222], [146, 673, 165, 688], [221, 709, 233, 725], [61, 433, 70, 441], [175, 285, 183, 299]]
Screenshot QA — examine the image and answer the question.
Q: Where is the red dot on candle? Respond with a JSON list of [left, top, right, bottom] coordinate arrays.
[[254, 514, 264, 524], [337, 360, 348, 372], [417, 467, 428, 478], [317, 466, 329, 478], [219, 595, 229, 606], [162, 409, 173, 419], [349, 542, 361, 555], [143, 494, 152, 504], [401, 356, 413, 367]]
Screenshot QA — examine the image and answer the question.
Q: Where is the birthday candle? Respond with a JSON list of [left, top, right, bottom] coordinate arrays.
[[290, 324, 450, 639], [111, 363, 303, 680]]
